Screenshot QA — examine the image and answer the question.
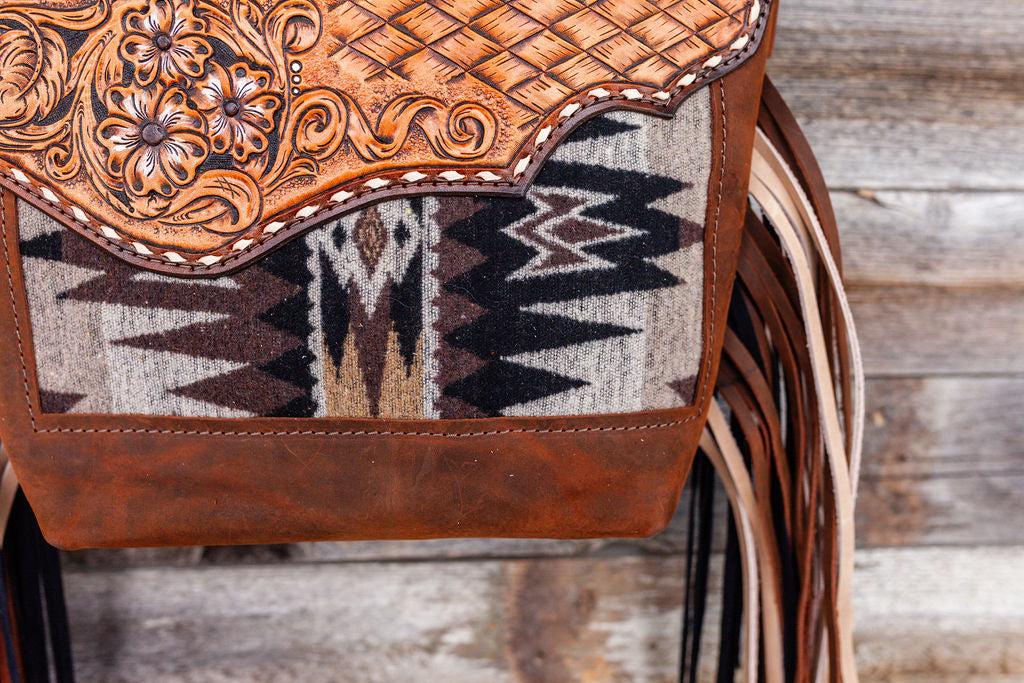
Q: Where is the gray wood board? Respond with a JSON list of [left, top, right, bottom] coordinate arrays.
[[850, 285, 1024, 376], [770, 0, 1024, 191], [834, 191, 1024, 287], [61, 547, 1024, 682]]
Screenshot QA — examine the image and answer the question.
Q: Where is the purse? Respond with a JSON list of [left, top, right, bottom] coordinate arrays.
[[0, 0, 863, 680]]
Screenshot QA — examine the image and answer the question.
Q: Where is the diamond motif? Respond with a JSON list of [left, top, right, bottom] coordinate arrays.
[[354, 0, 421, 19], [553, 9, 619, 50], [431, 27, 503, 69], [352, 24, 424, 66], [511, 0, 586, 24], [395, 50, 464, 83], [591, 0, 661, 28], [512, 30, 578, 70], [700, 15, 744, 45], [626, 55, 679, 87], [663, 35, 712, 68], [589, 32, 655, 74], [510, 74, 576, 112], [473, 52, 540, 91], [548, 53, 617, 89], [631, 12, 693, 51], [472, 6, 546, 47], [429, 0, 506, 24], [717, 0, 752, 12], [393, 5, 462, 43], [666, 0, 729, 31]]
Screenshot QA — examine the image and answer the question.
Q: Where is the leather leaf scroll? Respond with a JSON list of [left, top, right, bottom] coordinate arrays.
[[0, 0, 769, 275]]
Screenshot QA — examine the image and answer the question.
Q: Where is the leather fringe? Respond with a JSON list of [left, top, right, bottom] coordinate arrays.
[[685, 77, 864, 682], [0, 446, 74, 683]]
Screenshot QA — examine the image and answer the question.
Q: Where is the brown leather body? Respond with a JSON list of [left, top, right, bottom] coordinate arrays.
[[0, 14, 770, 550]]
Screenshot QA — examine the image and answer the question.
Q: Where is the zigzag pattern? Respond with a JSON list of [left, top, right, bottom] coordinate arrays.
[[23, 229, 316, 417], [434, 115, 694, 416]]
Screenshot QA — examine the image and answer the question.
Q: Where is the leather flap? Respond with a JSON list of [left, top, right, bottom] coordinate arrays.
[[0, 0, 770, 276]]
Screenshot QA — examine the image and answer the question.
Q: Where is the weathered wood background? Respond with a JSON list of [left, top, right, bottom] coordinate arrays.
[[58, 1, 1024, 680]]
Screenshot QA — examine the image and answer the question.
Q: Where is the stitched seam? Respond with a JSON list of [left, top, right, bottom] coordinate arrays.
[[30, 423, 696, 437], [0, 0, 769, 274], [1, 191, 37, 430], [712, 82, 726, 406]]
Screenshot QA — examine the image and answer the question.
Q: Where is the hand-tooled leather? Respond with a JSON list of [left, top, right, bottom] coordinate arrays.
[[0, 0, 769, 275]]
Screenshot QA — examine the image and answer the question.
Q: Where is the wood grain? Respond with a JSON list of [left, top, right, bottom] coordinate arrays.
[[850, 285, 1024, 376], [771, 0, 1024, 191], [855, 547, 1024, 681], [60, 548, 1024, 682], [863, 377, 1024, 477], [63, 556, 716, 683], [835, 191, 1024, 287]]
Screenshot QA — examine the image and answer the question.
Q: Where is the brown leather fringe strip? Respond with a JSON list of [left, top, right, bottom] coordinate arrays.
[[699, 77, 863, 682]]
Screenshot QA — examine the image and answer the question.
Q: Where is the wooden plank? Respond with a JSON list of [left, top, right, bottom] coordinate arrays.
[[863, 377, 1024, 477], [792, 120, 1024, 193], [855, 546, 1024, 681], [835, 191, 1024, 287], [771, 0, 1024, 191], [857, 470, 1024, 547], [63, 555, 716, 683], [857, 376, 1024, 547], [60, 548, 1024, 682], [850, 285, 1024, 376]]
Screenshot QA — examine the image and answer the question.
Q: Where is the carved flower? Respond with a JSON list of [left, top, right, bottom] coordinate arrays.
[[97, 86, 209, 198], [192, 63, 282, 163], [119, 0, 212, 87]]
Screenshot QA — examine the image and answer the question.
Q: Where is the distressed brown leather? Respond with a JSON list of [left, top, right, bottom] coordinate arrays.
[[0, 8, 770, 549], [0, 0, 770, 276]]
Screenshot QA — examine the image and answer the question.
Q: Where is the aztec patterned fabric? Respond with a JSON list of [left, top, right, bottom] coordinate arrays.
[[19, 92, 711, 419]]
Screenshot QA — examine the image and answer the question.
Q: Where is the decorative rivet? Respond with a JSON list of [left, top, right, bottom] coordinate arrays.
[[141, 122, 167, 146]]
